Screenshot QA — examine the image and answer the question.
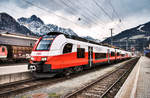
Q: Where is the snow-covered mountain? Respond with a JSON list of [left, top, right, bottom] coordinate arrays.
[[103, 21, 150, 52], [17, 15, 78, 36]]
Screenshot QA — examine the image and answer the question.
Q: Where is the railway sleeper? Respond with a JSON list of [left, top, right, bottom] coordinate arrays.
[[87, 90, 105, 94], [82, 92, 100, 97]]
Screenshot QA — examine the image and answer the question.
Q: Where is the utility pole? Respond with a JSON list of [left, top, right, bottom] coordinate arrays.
[[126, 39, 128, 51], [110, 28, 113, 46]]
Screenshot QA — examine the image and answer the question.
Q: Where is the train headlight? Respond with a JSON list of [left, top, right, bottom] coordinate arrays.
[[41, 57, 47, 61], [31, 57, 34, 61]]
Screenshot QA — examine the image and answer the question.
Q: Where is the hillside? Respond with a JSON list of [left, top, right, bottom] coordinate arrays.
[[0, 13, 34, 36], [103, 22, 150, 52]]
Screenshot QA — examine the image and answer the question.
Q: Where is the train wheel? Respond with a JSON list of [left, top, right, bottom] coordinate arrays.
[[74, 66, 83, 73], [64, 68, 73, 78]]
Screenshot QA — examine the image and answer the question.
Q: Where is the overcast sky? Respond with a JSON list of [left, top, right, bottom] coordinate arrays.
[[0, 0, 150, 40]]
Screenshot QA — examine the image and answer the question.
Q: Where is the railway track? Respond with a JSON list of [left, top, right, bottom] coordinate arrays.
[[64, 58, 139, 98], [0, 76, 70, 97], [0, 58, 137, 98], [0, 62, 112, 97]]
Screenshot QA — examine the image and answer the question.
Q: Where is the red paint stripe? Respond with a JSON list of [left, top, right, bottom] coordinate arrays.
[[31, 52, 130, 69]]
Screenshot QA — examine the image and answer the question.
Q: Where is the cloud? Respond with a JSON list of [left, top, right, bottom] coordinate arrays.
[[0, 0, 150, 40]]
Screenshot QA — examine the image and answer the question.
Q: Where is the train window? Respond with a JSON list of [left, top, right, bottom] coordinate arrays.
[[121, 54, 125, 56], [2, 47, 5, 52], [63, 43, 73, 54], [95, 53, 106, 60], [117, 52, 120, 56], [77, 48, 85, 58], [111, 52, 115, 56]]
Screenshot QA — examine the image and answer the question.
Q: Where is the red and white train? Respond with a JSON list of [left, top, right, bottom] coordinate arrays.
[[28, 32, 132, 77]]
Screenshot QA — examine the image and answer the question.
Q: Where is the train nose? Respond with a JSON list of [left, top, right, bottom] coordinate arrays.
[[29, 65, 36, 72]]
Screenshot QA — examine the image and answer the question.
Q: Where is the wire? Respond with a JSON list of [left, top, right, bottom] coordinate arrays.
[[59, 0, 98, 25], [23, 0, 81, 26], [108, 0, 121, 21], [93, 0, 114, 21], [107, 0, 126, 29], [66, 0, 105, 25]]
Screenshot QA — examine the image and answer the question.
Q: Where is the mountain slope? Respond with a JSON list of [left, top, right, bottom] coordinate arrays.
[[0, 13, 35, 36], [103, 22, 150, 51]]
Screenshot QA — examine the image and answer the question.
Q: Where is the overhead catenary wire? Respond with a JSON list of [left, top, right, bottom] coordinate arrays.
[[108, 0, 121, 21], [59, 0, 106, 33], [65, 0, 105, 25], [23, 0, 82, 27], [93, 0, 114, 21], [107, 0, 126, 29], [94, 0, 124, 30], [58, 0, 101, 26], [79, 0, 105, 25]]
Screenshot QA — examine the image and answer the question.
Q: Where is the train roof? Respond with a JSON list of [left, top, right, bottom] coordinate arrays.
[[0, 32, 38, 46], [47, 32, 104, 46], [0, 32, 38, 40], [46, 32, 130, 53]]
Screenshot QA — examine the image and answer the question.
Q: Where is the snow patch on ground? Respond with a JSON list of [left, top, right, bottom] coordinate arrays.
[[137, 25, 145, 32], [129, 35, 145, 39], [118, 37, 127, 41]]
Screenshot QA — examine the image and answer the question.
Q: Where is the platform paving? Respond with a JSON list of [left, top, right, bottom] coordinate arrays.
[[0, 64, 28, 75], [115, 56, 150, 98]]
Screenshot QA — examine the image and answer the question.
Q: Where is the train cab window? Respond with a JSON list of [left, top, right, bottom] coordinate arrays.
[[77, 48, 85, 58], [36, 35, 56, 50], [111, 52, 115, 56], [95, 53, 106, 60], [63, 43, 73, 54], [2, 47, 5, 52]]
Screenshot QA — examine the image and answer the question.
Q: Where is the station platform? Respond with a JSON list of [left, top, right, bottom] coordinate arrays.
[[0, 64, 28, 75], [115, 56, 150, 98], [0, 64, 31, 84]]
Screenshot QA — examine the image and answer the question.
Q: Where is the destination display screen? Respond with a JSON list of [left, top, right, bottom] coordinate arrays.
[[36, 35, 57, 50]]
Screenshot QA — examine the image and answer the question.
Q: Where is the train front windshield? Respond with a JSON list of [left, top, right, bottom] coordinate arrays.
[[36, 35, 56, 50]]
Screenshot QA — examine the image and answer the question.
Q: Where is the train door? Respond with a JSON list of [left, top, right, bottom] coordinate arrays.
[[107, 49, 110, 63], [88, 46, 93, 67], [115, 49, 117, 60]]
